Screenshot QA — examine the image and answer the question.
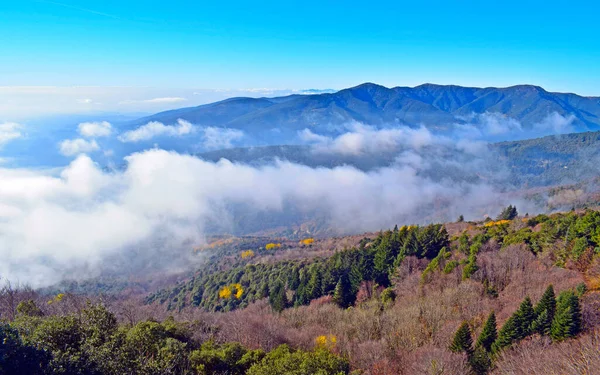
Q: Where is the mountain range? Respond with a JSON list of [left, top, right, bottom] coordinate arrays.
[[128, 83, 600, 142]]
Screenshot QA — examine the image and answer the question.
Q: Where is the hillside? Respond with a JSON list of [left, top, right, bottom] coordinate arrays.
[[196, 130, 600, 189], [128, 83, 600, 143], [6, 208, 600, 374]]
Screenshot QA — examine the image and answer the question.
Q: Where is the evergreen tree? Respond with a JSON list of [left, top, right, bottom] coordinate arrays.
[[497, 205, 518, 220], [491, 315, 520, 353], [373, 231, 394, 286], [515, 297, 535, 338], [533, 285, 556, 335], [287, 267, 300, 290], [269, 281, 288, 313], [469, 346, 491, 375], [305, 266, 323, 300], [551, 291, 582, 341], [475, 312, 497, 352], [457, 215, 464, 223], [332, 274, 354, 308], [449, 321, 474, 356]]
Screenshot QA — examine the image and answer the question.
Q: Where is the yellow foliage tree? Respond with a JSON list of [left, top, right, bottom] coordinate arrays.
[[315, 334, 337, 350], [300, 238, 315, 246], [219, 286, 232, 299], [241, 250, 255, 259], [265, 243, 282, 250]]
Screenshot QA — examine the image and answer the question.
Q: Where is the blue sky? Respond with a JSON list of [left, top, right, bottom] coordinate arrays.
[[1, 0, 600, 96]]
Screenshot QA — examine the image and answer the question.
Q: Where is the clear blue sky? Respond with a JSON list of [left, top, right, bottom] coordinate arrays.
[[2, 0, 600, 95]]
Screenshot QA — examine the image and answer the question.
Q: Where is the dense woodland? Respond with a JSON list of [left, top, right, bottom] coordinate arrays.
[[3, 207, 600, 374]]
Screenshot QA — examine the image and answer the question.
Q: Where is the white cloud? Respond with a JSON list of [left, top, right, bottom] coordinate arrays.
[[301, 122, 435, 155], [0, 122, 24, 147], [0, 149, 510, 286], [453, 112, 576, 142], [59, 138, 100, 156], [77, 98, 93, 104], [201, 127, 244, 150], [78, 121, 112, 138], [120, 97, 187, 104], [118, 119, 194, 142]]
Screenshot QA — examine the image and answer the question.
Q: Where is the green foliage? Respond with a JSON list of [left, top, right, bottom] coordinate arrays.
[[246, 345, 350, 375], [4, 306, 348, 375], [0, 323, 49, 375], [515, 297, 535, 338], [532, 285, 556, 335], [449, 321, 473, 356], [380, 287, 396, 304], [332, 274, 354, 309], [551, 290, 582, 341], [475, 312, 497, 352], [443, 260, 459, 274], [491, 315, 520, 353], [469, 346, 491, 375], [16, 300, 44, 317], [190, 341, 264, 375], [497, 205, 518, 220], [269, 281, 289, 313]]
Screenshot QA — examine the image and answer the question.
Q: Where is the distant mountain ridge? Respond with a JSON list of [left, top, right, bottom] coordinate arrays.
[[128, 83, 600, 141]]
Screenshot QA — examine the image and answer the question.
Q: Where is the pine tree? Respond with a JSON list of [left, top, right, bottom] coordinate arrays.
[[551, 291, 582, 341], [332, 274, 354, 308], [469, 346, 491, 375], [449, 321, 474, 356], [305, 266, 322, 300], [491, 315, 520, 353], [515, 297, 535, 338], [533, 285, 556, 335], [373, 232, 393, 286], [475, 312, 497, 352], [269, 281, 288, 313], [497, 205, 518, 220]]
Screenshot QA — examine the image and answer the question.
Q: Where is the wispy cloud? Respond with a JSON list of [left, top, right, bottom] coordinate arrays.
[[59, 138, 100, 156], [201, 127, 244, 150], [119, 97, 187, 105], [78, 121, 112, 138], [118, 119, 194, 142], [0, 122, 25, 147]]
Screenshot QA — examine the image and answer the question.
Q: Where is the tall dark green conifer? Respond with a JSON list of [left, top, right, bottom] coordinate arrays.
[[332, 274, 354, 308], [469, 346, 491, 375], [515, 297, 535, 338], [491, 315, 520, 353], [551, 290, 582, 341], [475, 312, 497, 352], [532, 285, 556, 335], [449, 321, 474, 356], [269, 281, 288, 313]]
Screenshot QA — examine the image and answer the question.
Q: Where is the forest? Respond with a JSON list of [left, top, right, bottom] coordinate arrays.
[[2, 207, 600, 374]]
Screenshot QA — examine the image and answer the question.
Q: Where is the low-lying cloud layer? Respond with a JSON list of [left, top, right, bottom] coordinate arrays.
[[0, 111, 578, 287]]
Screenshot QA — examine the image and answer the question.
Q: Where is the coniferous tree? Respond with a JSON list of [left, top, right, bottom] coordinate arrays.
[[305, 266, 323, 300], [475, 312, 497, 352], [551, 290, 582, 341], [287, 267, 300, 290], [332, 274, 354, 308], [269, 281, 288, 313], [532, 285, 556, 335], [491, 315, 520, 353], [497, 205, 518, 220], [373, 231, 393, 286], [449, 321, 474, 356], [469, 346, 491, 375], [515, 297, 535, 338]]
